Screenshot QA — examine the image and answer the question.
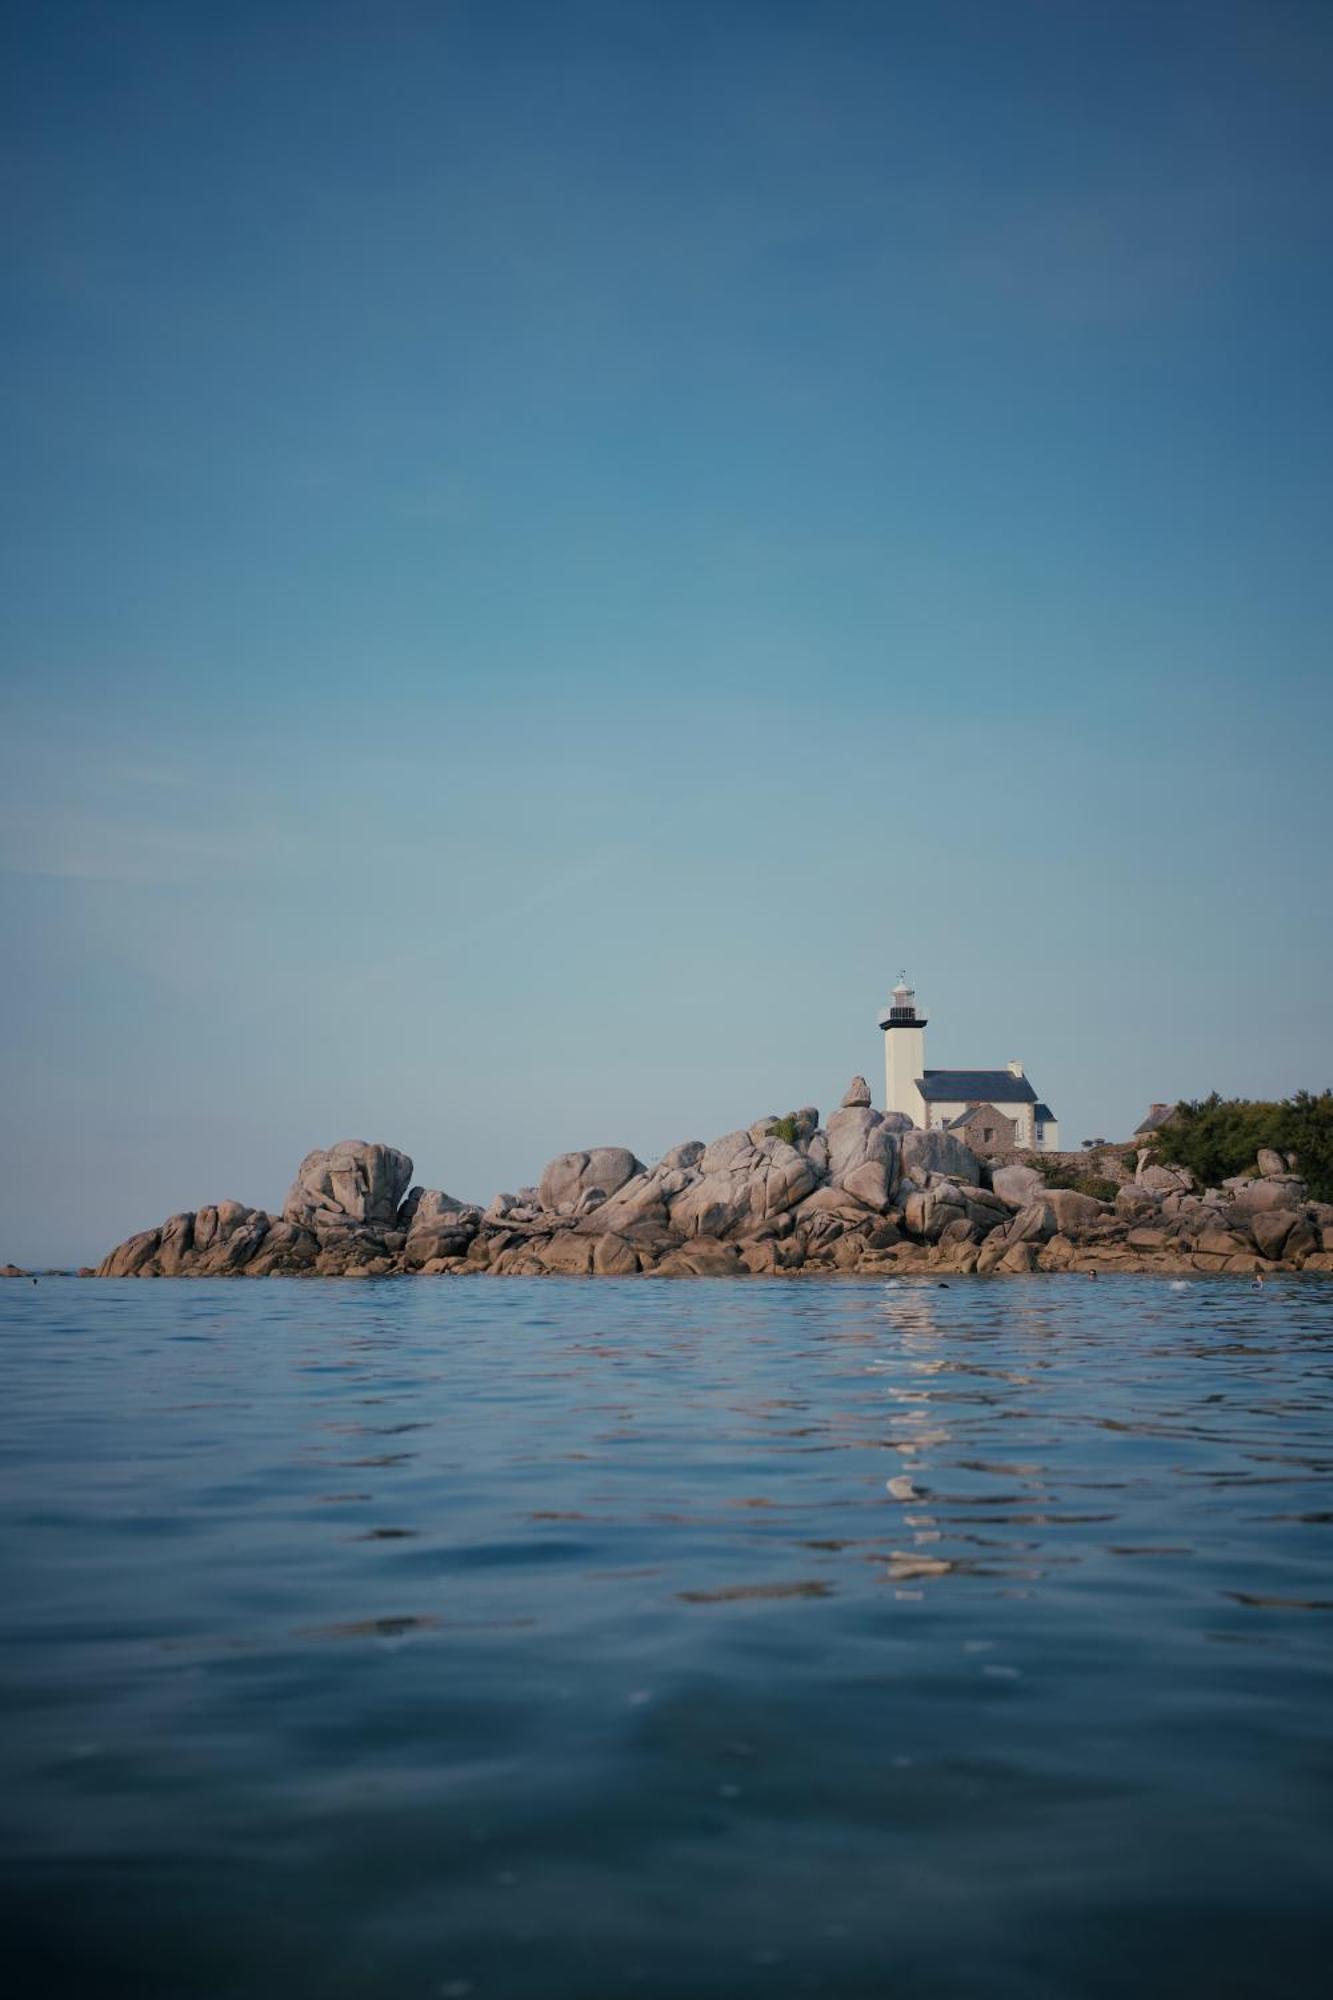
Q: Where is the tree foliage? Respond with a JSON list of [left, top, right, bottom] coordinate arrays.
[[1281, 1090, 1333, 1205], [1150, 1091, 1333, 1203]]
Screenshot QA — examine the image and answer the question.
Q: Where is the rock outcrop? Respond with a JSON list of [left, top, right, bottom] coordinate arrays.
[[826, 1106, 899, 1210], [283, 1141, 414, 1240], [402, 1190, 482, 1269], [668, 1129, 818, 1237], [537, 1147, 644, 1216], [991, 1163, 1044, 1208], [92, 1124, 1332, 1282]]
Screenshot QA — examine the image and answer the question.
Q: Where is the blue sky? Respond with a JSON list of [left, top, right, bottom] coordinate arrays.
[[2, 0, 1331, 1264]]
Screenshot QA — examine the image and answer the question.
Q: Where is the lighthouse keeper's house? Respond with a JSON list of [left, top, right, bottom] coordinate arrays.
[[877, 977, 1060, 1156]]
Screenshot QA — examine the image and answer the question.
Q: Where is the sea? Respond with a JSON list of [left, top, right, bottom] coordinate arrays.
[[2, 1274, 1331, 1999]]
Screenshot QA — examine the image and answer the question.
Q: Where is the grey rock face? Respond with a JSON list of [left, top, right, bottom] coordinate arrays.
[[246, 1220, 318, 1275], [1002, 1202, 1056, 1246], [793, 1187, 870, 1224], [960, 1188, 1010, 1234], [904, 1189, 967, 1241], [404, 1189, 481, 1268], [824, 1107, 901, 1209], [538, 1147, 644, 1215], [97, 1227, 162, 1277], [96, 1198, 318, 1277], [668, 1134, 817, 1239], [283, 1141, 414, 1240], [991, 1163, 1044, 1209], [1283, 1220, 1318, 1262], [898, 1128, 983, 1188], [1256, 1149, 1287, 1179], [1039, 1188, 1109, 1233], [586, 1168, 673, 1233], [838, 1159, 891, 1209], [699, 1130, 752, 1176], [1137, 1162, 1193, 1194], [594, 1232, 640, 1275], [206, 1211, 271, 1273], [156, 1212, 196, 1276], [840, 1076, 872, 1109], [1230, 1177, 1308, 1214], [1251, 1209, 1297, 1259]]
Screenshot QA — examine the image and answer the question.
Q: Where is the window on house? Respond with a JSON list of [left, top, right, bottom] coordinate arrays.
[[983, 1127, 994, 1143]]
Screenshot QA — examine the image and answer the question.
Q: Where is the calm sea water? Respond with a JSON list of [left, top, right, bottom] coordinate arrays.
[[2, 1275, 1331, 1999]]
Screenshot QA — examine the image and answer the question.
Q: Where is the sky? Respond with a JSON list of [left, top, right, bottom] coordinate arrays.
[[2, 0, 1331, 1265]]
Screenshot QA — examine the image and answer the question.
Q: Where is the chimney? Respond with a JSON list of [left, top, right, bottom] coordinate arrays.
[[1007, 1060, 1024, 1078]]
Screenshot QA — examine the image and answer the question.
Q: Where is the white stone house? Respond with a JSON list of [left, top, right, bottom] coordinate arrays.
[[877, 977, 1061, 1154]]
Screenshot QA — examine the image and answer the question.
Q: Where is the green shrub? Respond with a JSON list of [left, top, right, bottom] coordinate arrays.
[[770, 1115, 800, 1146], [1033, 1157, 1077, 1188], [1150, 1090, 1333, 1202], [1278, 1090, 1333, 1205], [1032, 1157, 1117, 1203]]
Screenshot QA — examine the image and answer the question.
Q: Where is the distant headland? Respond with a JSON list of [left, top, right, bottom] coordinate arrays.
[[79, 1082, 1333, 1280], [12, 972, 1329, 1282]]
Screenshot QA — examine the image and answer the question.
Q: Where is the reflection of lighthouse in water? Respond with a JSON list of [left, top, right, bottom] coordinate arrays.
[[873, 1284, 1062, 1597], [875, 1290, 955, 1588]]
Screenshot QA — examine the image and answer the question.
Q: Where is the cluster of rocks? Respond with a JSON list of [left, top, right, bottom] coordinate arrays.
[[93, 1087, 1333, 1280]]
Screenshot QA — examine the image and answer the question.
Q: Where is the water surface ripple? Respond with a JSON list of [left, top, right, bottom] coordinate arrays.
[[2, 1275, 1332, 1997]]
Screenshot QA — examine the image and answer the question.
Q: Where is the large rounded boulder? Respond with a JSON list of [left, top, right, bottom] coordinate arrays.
[[282, 1140, 415, 1241], [991, 1163, 1044, 1209], [402, 1190, 482, 1268], [825, 1107, 900, 1211], [667, 1130, 818, 1239], [538, 1147, 645, 1216]]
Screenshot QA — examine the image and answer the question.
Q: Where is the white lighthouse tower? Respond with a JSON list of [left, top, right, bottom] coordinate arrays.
[[878, 973, 926, 1125]]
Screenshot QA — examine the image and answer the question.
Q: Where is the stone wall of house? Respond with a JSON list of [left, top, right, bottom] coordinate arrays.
[[925, 1099, 1034, 1147], [952, 1104, 1018, 1158]]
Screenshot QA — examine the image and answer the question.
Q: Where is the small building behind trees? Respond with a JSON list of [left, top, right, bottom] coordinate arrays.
[[1135, 1103, 1178, 1139]]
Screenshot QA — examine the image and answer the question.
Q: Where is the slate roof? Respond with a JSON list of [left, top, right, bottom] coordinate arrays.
[[945, 1105, 1014, 1131], [1134, 1103, 1177, 1135], [918, 1069, 1038, 1105], [1033, 1103, 1055, 1123]]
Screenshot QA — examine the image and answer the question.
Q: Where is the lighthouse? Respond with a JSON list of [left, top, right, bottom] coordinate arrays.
[[878, 974, 927, 1123], [876, 971, 1061, 1150]]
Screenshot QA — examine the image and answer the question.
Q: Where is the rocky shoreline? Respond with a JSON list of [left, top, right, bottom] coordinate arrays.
[[81, 1079, 1333, 1281]]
